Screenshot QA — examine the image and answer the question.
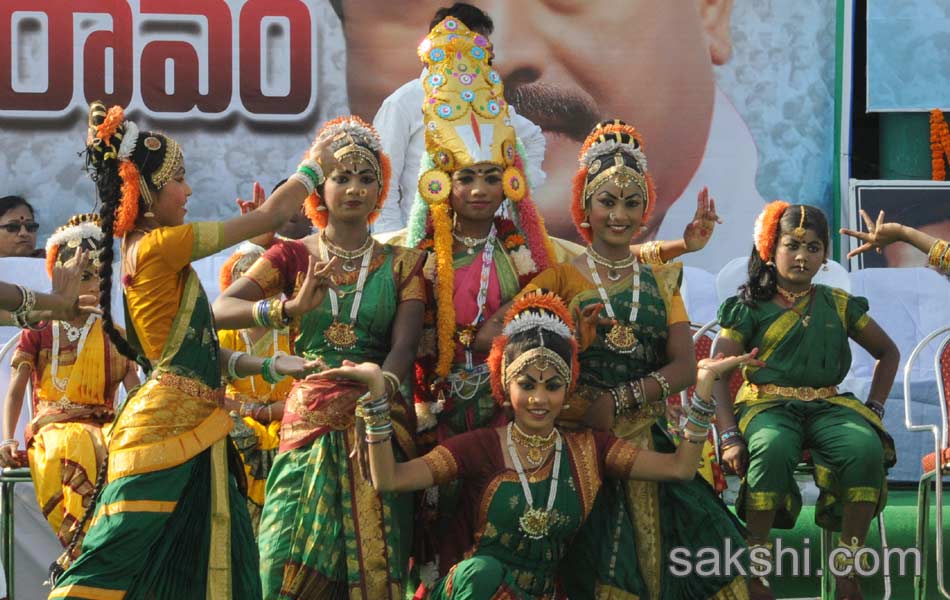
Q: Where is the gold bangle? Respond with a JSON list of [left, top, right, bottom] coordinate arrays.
[[266, 298, 285, 329], [928, 240, 948, 268]]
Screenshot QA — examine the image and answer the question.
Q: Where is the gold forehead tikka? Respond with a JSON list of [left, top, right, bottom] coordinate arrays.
[[502, 347, 572, 389], [584, 154, 648, 208], [792, 205, 807, 241], [333, 133, 382, 185]]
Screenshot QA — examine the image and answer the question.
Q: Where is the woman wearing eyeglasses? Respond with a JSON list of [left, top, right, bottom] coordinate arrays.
[[0, 195, 42, 258]]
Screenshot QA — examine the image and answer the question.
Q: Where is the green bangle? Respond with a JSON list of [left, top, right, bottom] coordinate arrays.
[[261, 357, 278, 385], [298, 165, 324, 188]]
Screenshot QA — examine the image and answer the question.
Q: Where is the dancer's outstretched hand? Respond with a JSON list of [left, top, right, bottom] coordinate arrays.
[[683, 187, 721, 253], [273, 353, 328, 379]]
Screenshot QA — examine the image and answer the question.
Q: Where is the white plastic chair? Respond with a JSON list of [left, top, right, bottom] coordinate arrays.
[[903, 325, 950, 600]]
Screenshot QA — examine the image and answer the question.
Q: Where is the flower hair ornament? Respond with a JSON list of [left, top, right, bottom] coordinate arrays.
[[219, 241, 266, 293], [752, 200, 791, 262], [488, 293, 580, 405], [86, 102, 184, 237], [45, 213, 103, 278], [302, 115, 392, 229], [571, 119, 657, 242], [407, 17, 556, 377]]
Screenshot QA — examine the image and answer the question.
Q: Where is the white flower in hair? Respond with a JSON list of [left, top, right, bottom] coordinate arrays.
[[503, 311, 571, 341], [45, 222, 102, 256], [117, 121, 139, 161], [753, 209, 766, 251]]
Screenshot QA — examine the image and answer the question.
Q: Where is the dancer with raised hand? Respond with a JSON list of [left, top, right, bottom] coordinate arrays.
[[516, 120, 745, 599], [212, 116, 426, 599], [717, 202, 898, 600], [48, 102, 323, 600], [314, 293, 762, 599], [1, 214, 138, 550]]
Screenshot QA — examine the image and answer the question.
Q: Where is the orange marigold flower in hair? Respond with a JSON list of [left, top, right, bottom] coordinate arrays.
[[96, 105, 125, 147], [114, 161, 141, 237], [753, 200, 790, 262]]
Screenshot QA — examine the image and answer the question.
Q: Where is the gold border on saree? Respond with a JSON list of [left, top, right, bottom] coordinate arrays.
[[749, 383, 838, 402]]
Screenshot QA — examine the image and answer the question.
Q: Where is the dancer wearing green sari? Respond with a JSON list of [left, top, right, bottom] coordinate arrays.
[[312, 293, 759, 599], [715, 203, 899, 600], [520, 121, 747, 599], [213, 117, 425, 599], [50, 102, 321, 599]]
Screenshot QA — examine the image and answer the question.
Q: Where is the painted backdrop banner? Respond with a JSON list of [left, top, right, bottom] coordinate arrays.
[[867, 0, 950, 111], [0, 0, 836, 272]]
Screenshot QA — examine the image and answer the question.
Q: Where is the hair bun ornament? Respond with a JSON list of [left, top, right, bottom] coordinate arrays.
[[753, 200, 791, 262], [44, 213, 104, 278]]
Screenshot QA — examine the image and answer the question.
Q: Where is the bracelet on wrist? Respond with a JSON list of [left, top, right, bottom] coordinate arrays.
[[648, 371, 672, 401], [227, 351, 246, 380], [298, 159, 326, 187]]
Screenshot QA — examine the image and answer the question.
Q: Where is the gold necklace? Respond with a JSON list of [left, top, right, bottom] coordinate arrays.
[[776, 285, 812, 304], [585, 246, 636, 281], [512, 423, 556, 467], [321, 232, 373, 272]]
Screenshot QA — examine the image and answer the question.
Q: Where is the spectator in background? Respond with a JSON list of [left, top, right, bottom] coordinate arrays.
[[0, 195, 42, 257]]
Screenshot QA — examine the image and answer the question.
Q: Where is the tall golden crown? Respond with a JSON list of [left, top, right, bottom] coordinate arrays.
[[416, 17, 525, 205]]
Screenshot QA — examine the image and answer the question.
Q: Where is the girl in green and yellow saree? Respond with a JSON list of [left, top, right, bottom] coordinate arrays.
[[49, 102, 323, 600], [714, 202, 900, 600], [312, 293, 761, 600], [212, 116, 426, 599], [518, 120, 746, 600]]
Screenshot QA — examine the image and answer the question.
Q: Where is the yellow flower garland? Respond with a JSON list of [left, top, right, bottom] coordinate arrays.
[[430, 202, 456, 377]]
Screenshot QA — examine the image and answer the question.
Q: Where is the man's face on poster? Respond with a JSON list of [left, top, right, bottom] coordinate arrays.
[[340, 0, 734, 239]]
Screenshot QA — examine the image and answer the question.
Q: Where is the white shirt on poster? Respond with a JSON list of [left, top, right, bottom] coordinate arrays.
[[656, 88, 764, 273], [372, 70, 547, 234]]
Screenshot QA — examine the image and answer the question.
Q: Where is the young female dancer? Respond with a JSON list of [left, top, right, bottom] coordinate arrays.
[[1, 214, 138, 549], [212, 116, 426, 599], [316, 293, 761, 599], [716, 202, 899, 600], [49, 102, 322, 599]]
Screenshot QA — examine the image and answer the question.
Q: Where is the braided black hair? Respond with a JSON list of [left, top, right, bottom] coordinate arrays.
[[84, 102, 142, 364], [738, 204, 830, 306]]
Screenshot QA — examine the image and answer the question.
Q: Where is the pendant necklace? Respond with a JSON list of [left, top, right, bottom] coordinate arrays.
[[506, 422, 562, 540], [586, 245, 637, 282], [320, 236, 372, 351], [511, 422, 556, 468], [586, 252, 641, 354], [51, 314, 97, 392], [322, 231, 373, 273], [452, 230, 491, 256]]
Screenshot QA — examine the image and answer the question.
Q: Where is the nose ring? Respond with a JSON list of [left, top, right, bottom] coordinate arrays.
[[358, 189, 367, 197]]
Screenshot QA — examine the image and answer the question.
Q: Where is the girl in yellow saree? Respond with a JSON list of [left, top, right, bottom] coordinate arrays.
[[48, 102, 323, 599], [1, 214, 138, 550]]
